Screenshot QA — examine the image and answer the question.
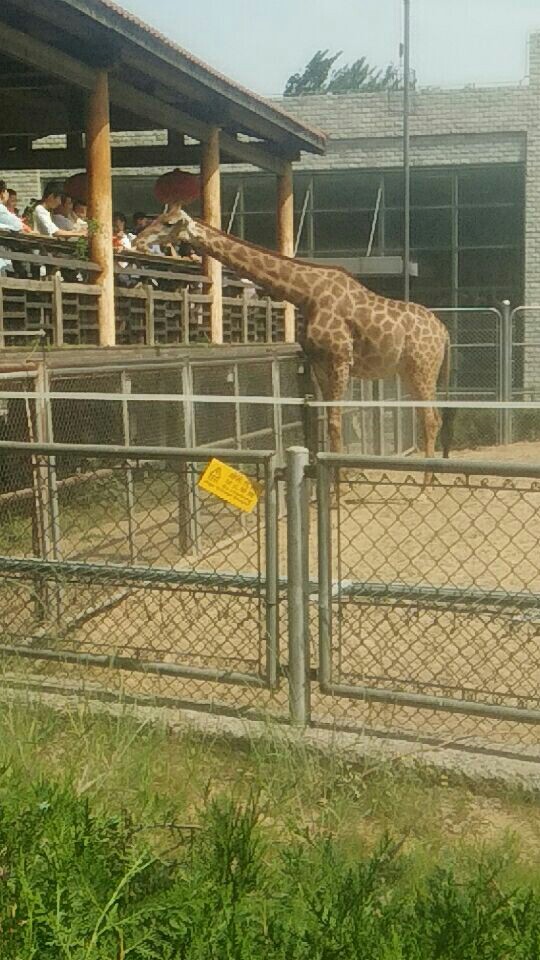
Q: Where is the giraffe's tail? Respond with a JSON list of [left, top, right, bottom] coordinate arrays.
[[439, 334, 454, 459]]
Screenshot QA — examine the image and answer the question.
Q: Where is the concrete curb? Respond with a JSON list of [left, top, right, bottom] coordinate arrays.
[[3, 683, 540, 792]]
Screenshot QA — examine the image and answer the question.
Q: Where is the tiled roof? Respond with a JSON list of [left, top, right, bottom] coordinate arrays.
[[69, 0, 326, 151]]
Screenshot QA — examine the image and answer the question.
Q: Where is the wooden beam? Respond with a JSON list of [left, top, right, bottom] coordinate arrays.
[[0, 145, 204, 170], [108, 78, 210, 143], [219, 134, 290, 175], [87, 70, 115, 347], [1, 21, 298, 173], [0, 141, 291, 173], [112, 145, 201, 168], [110, 82, 297, 172], [117, 49, 300, 150], [2, 95, 72, 136], [201, 128, 222, 344], [1, 21, 96, 90], [9, 0, 323, 154], [0, 73, 62, 90], [0, 149, 85, 170], [277, 162, 296, 343]]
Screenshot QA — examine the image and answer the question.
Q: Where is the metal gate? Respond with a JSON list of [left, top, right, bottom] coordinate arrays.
[[0, 441, 280, 713], [313, 451, 540, 733]]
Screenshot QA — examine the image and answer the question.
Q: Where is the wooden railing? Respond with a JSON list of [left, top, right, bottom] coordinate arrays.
[[0, 231, 290, 347]]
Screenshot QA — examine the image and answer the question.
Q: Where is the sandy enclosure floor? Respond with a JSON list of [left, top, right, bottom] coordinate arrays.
[[4, 441, 540, 749]]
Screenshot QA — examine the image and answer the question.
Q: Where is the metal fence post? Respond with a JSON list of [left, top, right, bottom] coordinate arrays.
[[265, 454, 279, 688], [181, 362, 199, 553], [35, 360, 62, 620], [145, 283, 155, 346], [121, 370, 136, 564], [286, 446, 311, 726], [501, 300, 512, 446], [317, 455, 332, 691], [373, 380, 385, 455], [393, 375, 403, 454]]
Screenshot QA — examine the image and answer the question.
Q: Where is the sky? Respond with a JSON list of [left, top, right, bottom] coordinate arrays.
[[117, 0, 540, 96]]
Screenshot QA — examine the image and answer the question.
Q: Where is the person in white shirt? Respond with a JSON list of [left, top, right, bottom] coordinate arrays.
[[34, 183, 86, 238], [112, 212, 132, 252], [0, 178, 24, 274], [72, 200, 87, 232], [53, 194, 84, 231], [6, 189, 19, 216]]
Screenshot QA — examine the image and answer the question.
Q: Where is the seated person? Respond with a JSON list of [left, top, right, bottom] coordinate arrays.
[[0, 180, 23, 231], [72, 200, 87, 231], [112, 212, 132, 252], [33, 182, 86, 238], [6, 189, 19, 215], [130, 211, 149, 238], [0, 178, 25, 274], [53, 194, 84, 231]]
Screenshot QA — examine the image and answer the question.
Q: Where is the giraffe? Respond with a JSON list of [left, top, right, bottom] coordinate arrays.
[[135, 204, 452, 461]]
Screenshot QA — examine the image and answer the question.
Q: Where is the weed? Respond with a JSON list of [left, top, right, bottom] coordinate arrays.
[[0, 702, 540, 956]]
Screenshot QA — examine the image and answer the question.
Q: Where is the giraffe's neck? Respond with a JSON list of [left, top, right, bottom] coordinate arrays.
[[184, 221, 321, 307]]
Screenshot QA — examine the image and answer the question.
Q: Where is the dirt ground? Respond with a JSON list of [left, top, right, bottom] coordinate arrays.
[[5, 440, 540, 752]]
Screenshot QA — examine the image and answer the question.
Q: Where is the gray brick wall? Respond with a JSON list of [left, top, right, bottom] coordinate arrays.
[[2, 171, 42, 209], [275, 86, 529, 142]]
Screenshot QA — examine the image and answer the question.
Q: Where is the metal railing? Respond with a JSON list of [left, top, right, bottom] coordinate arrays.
[[0, 352, 309, 470]]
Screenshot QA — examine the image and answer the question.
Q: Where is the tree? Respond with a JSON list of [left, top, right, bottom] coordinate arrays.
[[283, 49, 409, 96]]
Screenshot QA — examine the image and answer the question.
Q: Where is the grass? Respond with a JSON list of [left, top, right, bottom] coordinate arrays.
[[2, 699, 540, 956], [0, 465, 182, 557]]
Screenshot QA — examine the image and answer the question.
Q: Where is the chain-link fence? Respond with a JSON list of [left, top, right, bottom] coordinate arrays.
[[0, 442, 283, 716], [0, 350, 421, 469], [0, 352, 308, 467], [510, 305, 540, 446], [313, 452, 540, 749], [3, 437, 540, 752]]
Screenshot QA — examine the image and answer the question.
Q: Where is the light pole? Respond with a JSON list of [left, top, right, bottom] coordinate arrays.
[[403, 0, 411, 303]]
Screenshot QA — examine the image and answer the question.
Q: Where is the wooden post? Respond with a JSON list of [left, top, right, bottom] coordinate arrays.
[[277, 163, 295, 343], [0, 280, 4, 348], [201, 127, 223, 344], [52, 272, 64, 346], [87, 69, 115, 346], [145, 283, 155, 345]]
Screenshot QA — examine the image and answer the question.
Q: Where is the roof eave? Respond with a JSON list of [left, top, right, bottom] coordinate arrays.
[[62, 0, 327, 155]]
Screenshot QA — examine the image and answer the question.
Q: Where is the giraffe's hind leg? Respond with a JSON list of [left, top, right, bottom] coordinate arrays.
[[310, 355, 351, 454], [310, 355, 351, 506], [402, 368, 441, 485]]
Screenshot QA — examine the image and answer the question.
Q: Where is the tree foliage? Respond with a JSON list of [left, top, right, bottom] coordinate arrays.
[[283, 49, 409, 96]]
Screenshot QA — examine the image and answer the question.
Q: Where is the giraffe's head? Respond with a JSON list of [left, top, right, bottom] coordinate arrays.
[[161, 204, 204, 244], [133, 202, 204, 252]]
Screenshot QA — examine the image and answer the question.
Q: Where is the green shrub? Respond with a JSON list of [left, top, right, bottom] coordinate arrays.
[[2, 776, 540, 959]]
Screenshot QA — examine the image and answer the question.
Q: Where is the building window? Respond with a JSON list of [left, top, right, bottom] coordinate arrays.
[[221, 163, 523, 311]]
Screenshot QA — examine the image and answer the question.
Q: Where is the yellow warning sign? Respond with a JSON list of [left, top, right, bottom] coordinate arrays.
[[198, 458, 259, 513]]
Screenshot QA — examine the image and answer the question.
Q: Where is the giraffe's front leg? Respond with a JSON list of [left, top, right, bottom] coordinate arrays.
[[314, 356, 350, 454]]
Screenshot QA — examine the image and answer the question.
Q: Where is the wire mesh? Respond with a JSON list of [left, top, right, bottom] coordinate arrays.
[[0, 444, 282, 715], [42, 355, 307, 464], [511, 306, 540, 445], [435, 307, 503, 451], [316, 455, 540, 748]]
